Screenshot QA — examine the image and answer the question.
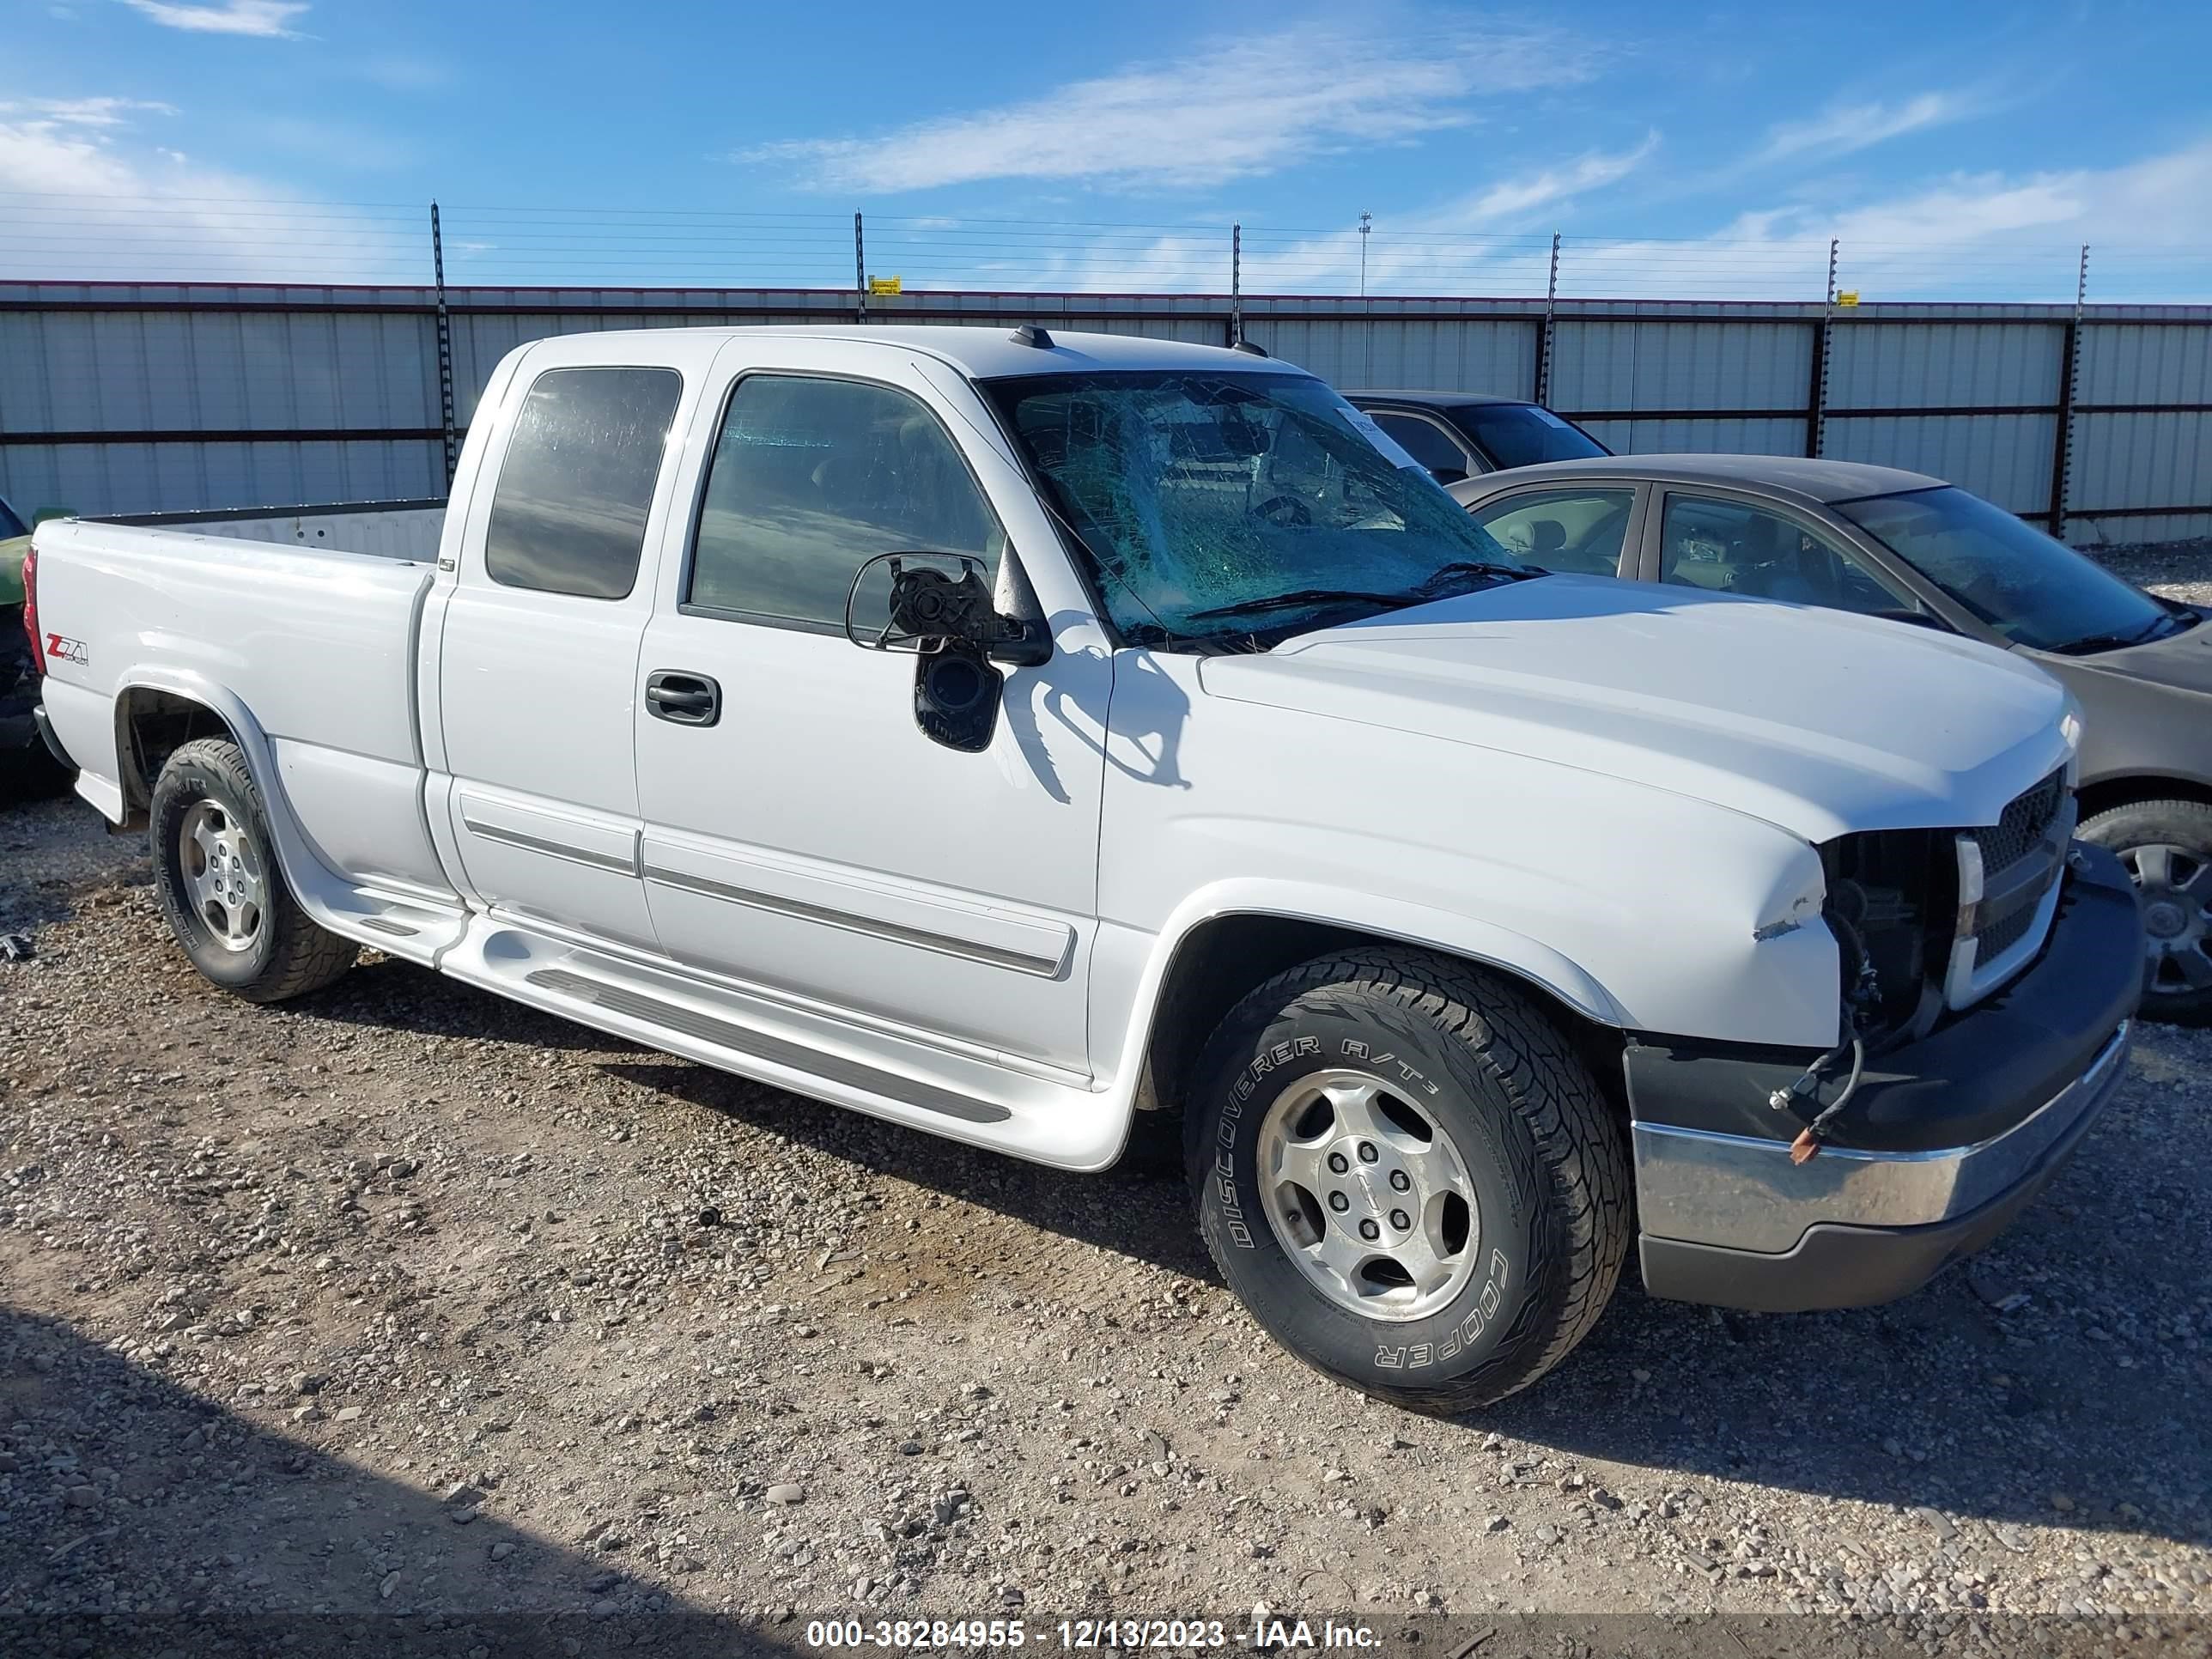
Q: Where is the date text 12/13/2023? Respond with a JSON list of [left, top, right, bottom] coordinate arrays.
[[802, 1616, 1387, 1650]]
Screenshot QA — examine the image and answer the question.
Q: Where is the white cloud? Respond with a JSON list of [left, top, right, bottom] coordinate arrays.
[[0, 94, 419, 283], [0, 95, 178, 130], [1431, 133, 1660, 226], [118, 0, 307, 38], [1555, 138, 2212, 302], [1760, 90, 1983, 163], [738, 20, 1598, 192]]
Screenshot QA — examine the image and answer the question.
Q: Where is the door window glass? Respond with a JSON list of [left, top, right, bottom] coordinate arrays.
[[1468, 488, 1635, 577], [688, 375, 1007, 629], [1368, 411, 1474, 482], [1659, 494, 1912, 616], [483, 367, 682, 599]]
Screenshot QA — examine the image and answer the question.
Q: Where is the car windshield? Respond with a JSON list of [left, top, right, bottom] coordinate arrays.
[[1451, 404, 1609, 469], [0, 497, 26, 539], [1836, 486, 2182, 654], [982, 370, 1533, 644]]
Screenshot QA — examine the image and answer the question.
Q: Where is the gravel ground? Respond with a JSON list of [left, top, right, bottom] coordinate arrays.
[[4, 599, 2212, 1656]]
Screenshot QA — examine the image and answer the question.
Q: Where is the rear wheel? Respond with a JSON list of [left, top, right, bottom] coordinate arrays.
[[150, 737, 357, 1002], [1186, 948, 1629, 1413], [2080, 798, 2212, 1024]]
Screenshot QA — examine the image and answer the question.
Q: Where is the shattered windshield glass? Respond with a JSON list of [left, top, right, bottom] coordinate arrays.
[[981, 370, 1532, 644]]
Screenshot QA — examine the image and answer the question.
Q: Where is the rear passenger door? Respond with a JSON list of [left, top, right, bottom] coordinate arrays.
[[1462, 484, 1644, 579], [434, 354, 697, 951]]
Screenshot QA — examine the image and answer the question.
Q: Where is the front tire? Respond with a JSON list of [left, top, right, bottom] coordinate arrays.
[[2080, 798, 2212, 1024], [150, 737, 357, 1003], [1186, 948, 1629, 1413]]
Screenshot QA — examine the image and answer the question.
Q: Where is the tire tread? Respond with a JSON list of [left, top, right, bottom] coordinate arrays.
[[154, 737, 358, 1003], [1188, 946, 1630, 1413]]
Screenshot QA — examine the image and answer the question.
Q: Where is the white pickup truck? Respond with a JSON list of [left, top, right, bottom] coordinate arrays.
[[27, 325, 2142, 1411]]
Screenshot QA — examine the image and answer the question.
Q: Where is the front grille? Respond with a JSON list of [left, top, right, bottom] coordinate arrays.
[[1973, 902, 2040, 962], [1948, 768, 2072, 1009], [1971, 770, 2066, 872]]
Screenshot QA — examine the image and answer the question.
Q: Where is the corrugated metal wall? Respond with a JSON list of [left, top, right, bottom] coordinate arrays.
[[2, 283, 2207, 543]]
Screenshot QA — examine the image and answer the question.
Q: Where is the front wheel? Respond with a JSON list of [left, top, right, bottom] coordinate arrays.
[[1185, 948, 1629, 1413], [149, 737, 358, 1002], [2080, 798, 2212, 1024]]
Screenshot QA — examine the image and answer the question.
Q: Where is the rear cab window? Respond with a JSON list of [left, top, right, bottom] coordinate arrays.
[[483, 366, 684, 599]]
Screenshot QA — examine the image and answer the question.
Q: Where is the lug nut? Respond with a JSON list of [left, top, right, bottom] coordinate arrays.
[[1328, 1191, 1350, 1212], [1327, 1152, 1350, 1174], [1357, 1142, 1379, 1164], [1389, 1208, 1411, 1231], [1358, 1218, 1380, 1242], [1389, 1169, 1410, 1192]]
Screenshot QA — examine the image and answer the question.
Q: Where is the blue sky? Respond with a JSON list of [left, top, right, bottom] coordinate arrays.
[[4, 0, 2210, 300]]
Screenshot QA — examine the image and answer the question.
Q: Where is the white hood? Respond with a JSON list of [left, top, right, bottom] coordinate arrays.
[[1196, 575, 2073, 844]]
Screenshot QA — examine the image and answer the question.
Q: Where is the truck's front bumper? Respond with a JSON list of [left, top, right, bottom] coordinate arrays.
[[1630, 844, 2142, 1313]]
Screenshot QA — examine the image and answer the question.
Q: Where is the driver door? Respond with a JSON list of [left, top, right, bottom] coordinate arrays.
[[630, 339, 1108, 1073]]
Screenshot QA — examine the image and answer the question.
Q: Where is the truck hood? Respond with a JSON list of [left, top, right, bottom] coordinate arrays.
[[1196, 575, 2073, 844]]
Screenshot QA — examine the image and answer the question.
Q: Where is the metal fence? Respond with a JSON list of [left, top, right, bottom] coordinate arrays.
[[2, 279, 2208, 546]]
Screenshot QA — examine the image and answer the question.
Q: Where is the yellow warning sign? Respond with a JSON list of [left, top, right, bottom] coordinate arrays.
[[868, 276, 902, 296], [1836, 290, 1861, 307]]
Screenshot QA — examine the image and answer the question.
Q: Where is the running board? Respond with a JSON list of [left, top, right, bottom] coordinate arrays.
[[436, 915, 1129, 1171], [525, 968, 1008, 1124]]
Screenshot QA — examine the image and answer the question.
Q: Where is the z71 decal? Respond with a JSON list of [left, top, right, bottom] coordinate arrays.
[[46, 633, 88, 666]]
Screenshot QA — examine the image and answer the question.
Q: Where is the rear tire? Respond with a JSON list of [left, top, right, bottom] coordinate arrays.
[[1185, 947, 1629, 1413], [149, 737, 357, 1003], [2080, 798, 2212, 1025]]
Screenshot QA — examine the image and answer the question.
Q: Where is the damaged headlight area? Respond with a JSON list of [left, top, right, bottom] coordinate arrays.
[[1819, 823, 1957, 1048]]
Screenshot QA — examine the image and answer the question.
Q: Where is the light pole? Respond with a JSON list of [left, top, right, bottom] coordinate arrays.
[[1358, 210, 1372, 298]]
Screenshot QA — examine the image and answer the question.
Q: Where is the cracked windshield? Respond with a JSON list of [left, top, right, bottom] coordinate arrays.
[[983, 371, 1534, 643]]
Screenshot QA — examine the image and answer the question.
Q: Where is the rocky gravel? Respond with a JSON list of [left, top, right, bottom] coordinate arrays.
[[3, 780, 2211, 1656]]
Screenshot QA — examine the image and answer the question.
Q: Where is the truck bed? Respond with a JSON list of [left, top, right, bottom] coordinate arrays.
[[101, 498, 448, 564], [32, 500, 451, 900]]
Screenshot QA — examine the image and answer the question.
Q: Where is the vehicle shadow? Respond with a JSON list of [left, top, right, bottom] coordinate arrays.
[[600, 1056, 1218, 1285], [267, 949, 2208, 1547], [0, 793, 142, 940], [603, 1052, 2210, 1549], [303, 956, 645, 1054], [0, 1302, 800, 1658]]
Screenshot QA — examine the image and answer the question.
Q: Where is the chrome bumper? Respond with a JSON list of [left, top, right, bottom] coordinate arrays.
[[1633, 1020, 2130, 1256]]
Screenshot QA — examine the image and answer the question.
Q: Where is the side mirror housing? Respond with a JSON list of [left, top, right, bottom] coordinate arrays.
[[844, 551, 1052, 752]]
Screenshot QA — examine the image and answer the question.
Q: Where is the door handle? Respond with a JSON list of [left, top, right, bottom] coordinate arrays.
[[645, 670, 721, 726]]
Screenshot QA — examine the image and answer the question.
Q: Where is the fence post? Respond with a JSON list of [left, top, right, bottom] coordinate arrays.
[[1805, 236, 1838, 458], [1231, 223, 1243, 347], [854, 212, 866, 325], [1534, 229, 1560, 404], [2047, 245, 2088, 539], [429, 201, 458, 488]]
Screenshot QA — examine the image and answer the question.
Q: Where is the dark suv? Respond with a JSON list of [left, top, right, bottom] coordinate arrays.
[[1343, 391, 1609, 483]]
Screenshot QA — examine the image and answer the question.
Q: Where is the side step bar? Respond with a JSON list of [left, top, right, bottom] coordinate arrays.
[[524, 967, 1008, 1124], [434, 915, 1130, 1171]]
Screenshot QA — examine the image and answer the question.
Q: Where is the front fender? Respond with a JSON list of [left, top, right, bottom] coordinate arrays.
[[1092, 877, 1638, 1128]]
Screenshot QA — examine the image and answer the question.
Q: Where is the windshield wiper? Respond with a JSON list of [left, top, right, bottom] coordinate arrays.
[[1419, 559, 1545, 591], [1187, 586, 1422, 622], [2049, 617, 2177, 655]]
